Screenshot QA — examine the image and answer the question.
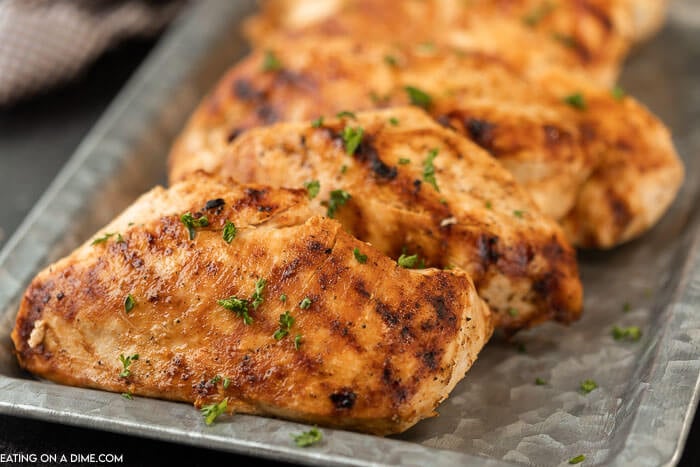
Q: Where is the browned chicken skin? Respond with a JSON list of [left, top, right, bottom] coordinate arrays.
[[171, 108, 583, 331], [169, 36, 682, 248], [244, 0, 669, 86], [12, 176, 493, 435]]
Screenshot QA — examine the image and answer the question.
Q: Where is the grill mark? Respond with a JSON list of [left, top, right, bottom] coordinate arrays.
[[466, 118, 497, 150], [355, 138, 397, 180], [330, 388, 356, 409], [375, 300, 399, 326]]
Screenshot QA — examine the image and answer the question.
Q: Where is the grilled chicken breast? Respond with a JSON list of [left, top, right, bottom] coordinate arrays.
[[12, 176, 493, 435], [169, 37, 683, 248], [244, 0, 668, 85], [171, 108, 583, 331]]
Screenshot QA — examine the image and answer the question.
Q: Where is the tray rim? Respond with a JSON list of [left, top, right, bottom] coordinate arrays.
[[0, 1, 698, 465]]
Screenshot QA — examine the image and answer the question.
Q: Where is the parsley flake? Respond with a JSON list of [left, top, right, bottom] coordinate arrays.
[[523, 2, 555, 27], [611, 85, 625, 101], [294, 334, 302, 350], [299, 297, 312, 309], [280, 294, 287, 302], [324, 189, 351, 218], [342, 126, 364, 155], [422, 148, 440, 192], [124, 294, 136, 313], [201, 399, 228, 425], [552, 32, 576, 48], [569, 454, 586, 464], [336, 111, 357, 120], [398, 253, 420, 269], [384, 55, 399, 67], [405, 86, 432, 109], [121, 392, 133, 400], [262, 50, 282, 72], [251, 278, 266, 310], [398, 158, 411, 165], [612, 325, 641, 342], [353, 247, 368, 264], [91, 232, 118, 246], [513, 210, 525, 218], [217, 296, 252, 325], [292, 427, 323, 447], [311, 116, 324, 128], [535, 377, 547, 386], [623, 302, 631, 312], [210, 375, 222, 385], [564, 93, 586, 110], [580, 379, 598, 394], [119, 353, 139, 378], [223, 377, 231, 389], [389, 117, 400, 126], [304, 180, 320, 199], [507, 307, 519, 317], [485, 201, 493, 209], [180, 212, 209, 240], [340, 164, 348, 174], [274, 311, 295, 340], [223, 221, 237, 243]]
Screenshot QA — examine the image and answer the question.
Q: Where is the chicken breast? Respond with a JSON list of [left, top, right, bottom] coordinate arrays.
[[171, 108, 583, 331], [12, 175, 493, 435], [169, 37, 683, 248], [244, 0, 668, 85]]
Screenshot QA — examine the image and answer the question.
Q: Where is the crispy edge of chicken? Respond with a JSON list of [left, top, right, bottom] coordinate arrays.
[[168, 36, 683, 249], [171, 107, 583, 332], [12, 175, 493, 435]]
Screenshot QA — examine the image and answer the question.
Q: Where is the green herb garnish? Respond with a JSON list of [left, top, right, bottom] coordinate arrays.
[[223, 221, 237, 243], [201, 399, 228, 425], [342, 126, 364, 155], [91, 232, 118, 246], [180, 212, 209, 240], [612, 325, 641, 342], [580, 379, 598, 394], [405, 86, 432, 109], [304, 180, 321, 199], [251, 278, 266, 310], [299, 297, 312, 309], [388, 117, 400, 126], [262, 50, 282, 72], [325, 189, 351, 218], [217, 296, 252, 325], [292, 427, 323, 447], [422, 148, 440, 192], [311, 116, 324, 128], [336, 111, 357, 120], [507, 307, 519, 317], [273, 311, 295, 340], [568, 454, 586, 464], [294, 334, 302, 350], [124, 294, 136, 313], [121, 392, 133, 400], [353, 247, 368, 264], [611, 85, 625, 101], [513, 210, 525, 218], [384, 55, 399, 67], [535, 377, 547, 386], [398, 253, 419, 268], [523, 2, 555, 27], [280, 294, 287, 302], [223, 377, 231, 389], [398, 158, 411, 165], [119, 353, 139, 378], [340, 164, 348, 174], [485, 201, 493, 210], [564, 93, 586, 110]]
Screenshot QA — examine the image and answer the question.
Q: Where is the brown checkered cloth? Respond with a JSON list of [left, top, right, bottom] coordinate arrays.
[[0, 0, 185, 106]]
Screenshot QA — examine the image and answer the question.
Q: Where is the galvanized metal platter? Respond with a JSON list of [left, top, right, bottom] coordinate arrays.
[[1, 1, 699, 465]]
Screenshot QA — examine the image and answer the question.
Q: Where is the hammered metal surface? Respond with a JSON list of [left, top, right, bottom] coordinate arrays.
[[0, 1, 698, 465]]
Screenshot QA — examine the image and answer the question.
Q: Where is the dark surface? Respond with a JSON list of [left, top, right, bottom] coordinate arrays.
[[0, 29, 697, 467]]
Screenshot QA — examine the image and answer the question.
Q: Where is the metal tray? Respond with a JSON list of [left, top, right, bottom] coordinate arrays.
[[1, 1, 699, 465]]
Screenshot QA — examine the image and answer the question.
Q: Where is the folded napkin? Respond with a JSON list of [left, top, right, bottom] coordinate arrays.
[[0, 0, 185, 106]]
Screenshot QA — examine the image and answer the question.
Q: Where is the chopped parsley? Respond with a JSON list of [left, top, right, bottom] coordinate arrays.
[[223, 221, 237, 243], [342, 126, 364, 155], [121, 392, 133, 400], [340, 164, 348, 174], [623, 302, 631, 312], [398, 253, 423, 269], [389, 117, 400, 126], [507, 307, 519, 317], [353, 247, 368, 264], [523, 2, 555, 27], [304, 180, 321, 199], [325, 189, 351, 218], [612, 325, 641, 342], [580, 379, 598, 394], [262, 50, 282, 72], [294, 334, 302, 350], [91, 232, 122, 246], [292, 427, 323, 447], [180, 212, 209, 240], [405, 86, 432, 109], [485, 201, 493, 210], [124, 294, 136, 313], [201, 399, 228, 425], [273, 311, 295, 340], [535, 377, 547, 386], [251, 278, 266, 310], [568, 454, 586, 464], [422, 148, 440, 192], [564, 93, 586, 110], [217, 296, 252, 325], [336, 111, 357, 120], [552, 32, 576, 48], [311, 116, 324, 128], [119, 353, 139, 378], [611, 85, 625, 101], [384, 55, 399, 67], [299, 297, 312, 309], [223, 377, 231, 389], [398, 158, 411, 165], [280, 294, 287, 302], [513, 210, 525, 218]]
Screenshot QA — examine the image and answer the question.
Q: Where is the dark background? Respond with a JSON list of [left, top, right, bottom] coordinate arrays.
[[0, 36, 697, 467]]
